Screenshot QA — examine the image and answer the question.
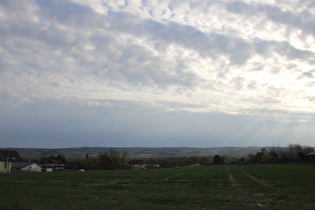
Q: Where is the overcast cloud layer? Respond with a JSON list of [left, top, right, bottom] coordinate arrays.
[[1, 0, 315, 148]]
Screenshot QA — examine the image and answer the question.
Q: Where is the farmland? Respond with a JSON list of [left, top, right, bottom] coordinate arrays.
[[1, 164, 315, 209]]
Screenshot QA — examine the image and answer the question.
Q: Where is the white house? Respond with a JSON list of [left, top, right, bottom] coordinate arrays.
[[12, 162, 42, 172]]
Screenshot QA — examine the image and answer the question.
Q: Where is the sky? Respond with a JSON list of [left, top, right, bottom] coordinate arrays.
[[1, 0, 315, 148]]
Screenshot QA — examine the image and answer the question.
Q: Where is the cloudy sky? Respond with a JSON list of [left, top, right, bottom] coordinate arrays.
[[1, 0, 315, 148]]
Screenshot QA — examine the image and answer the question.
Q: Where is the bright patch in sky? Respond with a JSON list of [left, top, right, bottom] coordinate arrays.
[[0, 0, 314, 148]]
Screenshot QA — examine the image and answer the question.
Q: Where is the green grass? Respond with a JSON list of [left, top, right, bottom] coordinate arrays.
[[1, 164, 315, 209]]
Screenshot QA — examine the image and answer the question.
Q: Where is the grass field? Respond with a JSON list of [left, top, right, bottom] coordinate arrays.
[[1, 164, 315, 209]]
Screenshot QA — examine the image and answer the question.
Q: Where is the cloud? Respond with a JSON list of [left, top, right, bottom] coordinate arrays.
[[1, 0, 315, 147], [37, 0, 103, 29], [253, 39, 314, 63], [34, 0, 255, 64], [105, 10, 253, 65], [300, 70, 315, 78], [226, 0, 315, 35]]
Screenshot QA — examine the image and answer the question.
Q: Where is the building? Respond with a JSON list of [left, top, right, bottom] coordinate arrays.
[[12, 162, 42, 172], [0, 161, 11, 173], [0, 150, 23, 173], [131, 164, 149, 170], [306, 152, 315, 163], [40, 155, 66, 171]]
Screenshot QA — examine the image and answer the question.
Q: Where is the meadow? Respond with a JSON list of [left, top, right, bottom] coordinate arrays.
[[1, 164, 315, 209]]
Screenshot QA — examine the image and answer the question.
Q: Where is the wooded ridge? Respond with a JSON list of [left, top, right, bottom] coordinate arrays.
[[2, 147, 262, 160]]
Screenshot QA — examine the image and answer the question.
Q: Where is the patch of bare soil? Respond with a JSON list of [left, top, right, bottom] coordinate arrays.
[[247, 193, 273, 207]]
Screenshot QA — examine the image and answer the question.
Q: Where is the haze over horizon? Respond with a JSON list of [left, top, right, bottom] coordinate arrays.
[[1, 0, 315, 148]]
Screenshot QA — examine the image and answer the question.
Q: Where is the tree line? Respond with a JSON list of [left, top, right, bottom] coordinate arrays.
[[244, 144, 314, 164], [36, 144, 314, 171], [65, 151, 213, 170], [66, 149, 129, 170]]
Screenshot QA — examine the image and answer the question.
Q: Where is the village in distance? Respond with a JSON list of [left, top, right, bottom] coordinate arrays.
[[1, 144, 315, 173]]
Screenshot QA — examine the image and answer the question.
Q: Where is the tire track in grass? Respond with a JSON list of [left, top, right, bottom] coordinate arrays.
[[226, 167, 271, 207], [162, 166, 197, 181], [233, 167, 272, 207], [225, 166, 240, 187], [236, 168, 271, 187], [164, 172, 186, 180]]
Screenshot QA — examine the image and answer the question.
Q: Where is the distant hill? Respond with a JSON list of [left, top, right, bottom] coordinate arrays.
[[1, 147, 263, 160]]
